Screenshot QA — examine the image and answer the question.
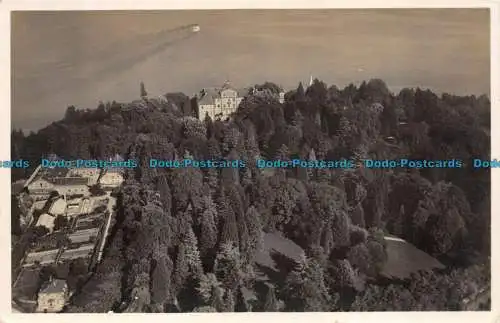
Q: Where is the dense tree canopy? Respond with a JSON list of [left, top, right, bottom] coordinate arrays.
[[11, 79, 490, 312]]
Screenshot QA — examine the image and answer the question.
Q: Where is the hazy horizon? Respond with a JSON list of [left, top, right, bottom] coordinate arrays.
[[11, 9, 490, 132]]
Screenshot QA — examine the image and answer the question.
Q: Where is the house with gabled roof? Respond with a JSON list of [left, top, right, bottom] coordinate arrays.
[[35, 278, 69, 313], [197, 82, 250, 121]]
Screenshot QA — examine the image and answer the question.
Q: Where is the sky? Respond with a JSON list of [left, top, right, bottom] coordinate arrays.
[[11, 9, 490, 132]]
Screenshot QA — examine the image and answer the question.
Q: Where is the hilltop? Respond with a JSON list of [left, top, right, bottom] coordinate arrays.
[[11, 78, 491, 312]]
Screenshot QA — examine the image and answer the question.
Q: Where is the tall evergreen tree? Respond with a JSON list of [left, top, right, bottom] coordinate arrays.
[[151, 254, 174, 305], [283, 256, 330, 311], [222, 289, 236, 312], [243, 206, 264, 264], [173, 225, 203, 293], [197, 273, 224, 305], [221, 210, 239, 248], [264, 286, 279, 311], [214, 242, 242, 291], [200, 195, 218, 257], [218, 191, 239, 247], [210, 282, 225, 312], [184, 225, 204, 277], [157, 175, 172, 214], [330, 259, 364, 292], [140, 81, 148, 98], [296, 82, 306, 101]]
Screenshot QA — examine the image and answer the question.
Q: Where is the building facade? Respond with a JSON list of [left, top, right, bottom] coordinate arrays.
[[27, 179, 55, 199], [99, 171, 124, 189], [251, 87, 285, 104], [48, 198, 67, 217], [54, 184, 88, 197], [35, 213, 56, 233], [27, 177, 89, 198], [67, 168, 101, 185], [198, 84, 248, 121], [36, 279, 68, 313], [197, 83, 286, 121]]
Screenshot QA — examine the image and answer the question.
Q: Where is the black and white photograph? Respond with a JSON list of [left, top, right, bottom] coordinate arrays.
[[9, 7, 493, 315]]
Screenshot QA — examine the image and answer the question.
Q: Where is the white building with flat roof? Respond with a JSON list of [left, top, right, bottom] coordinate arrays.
[[35, 213, 56, 233], [67, 168, 101, 185], [23, 249, 59, 267], [48, 198, 67, 217], [99, 171, 124, 188], [59, 244, 96, 261], [68, 228, 100, 244], [27, 176, 89, 197], [27, 179, 55, 198]]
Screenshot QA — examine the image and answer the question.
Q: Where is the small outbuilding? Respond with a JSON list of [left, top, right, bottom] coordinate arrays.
[[35, 279, 69, 313], [99, 171, 124, 188], [48, 198, 67, 216], [35, 213, 55, 233]]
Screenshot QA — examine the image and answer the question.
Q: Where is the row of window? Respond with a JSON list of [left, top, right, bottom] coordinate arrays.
[[62, 188, 87, 194], [200, 106, 237, 113], [202, 111, 232, 117]]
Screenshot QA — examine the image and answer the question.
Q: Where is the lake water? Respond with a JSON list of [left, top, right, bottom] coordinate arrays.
[[11, 9, 490, 132]]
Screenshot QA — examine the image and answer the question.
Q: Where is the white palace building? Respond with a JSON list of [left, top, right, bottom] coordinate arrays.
[[196, 81, 285, 121]]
